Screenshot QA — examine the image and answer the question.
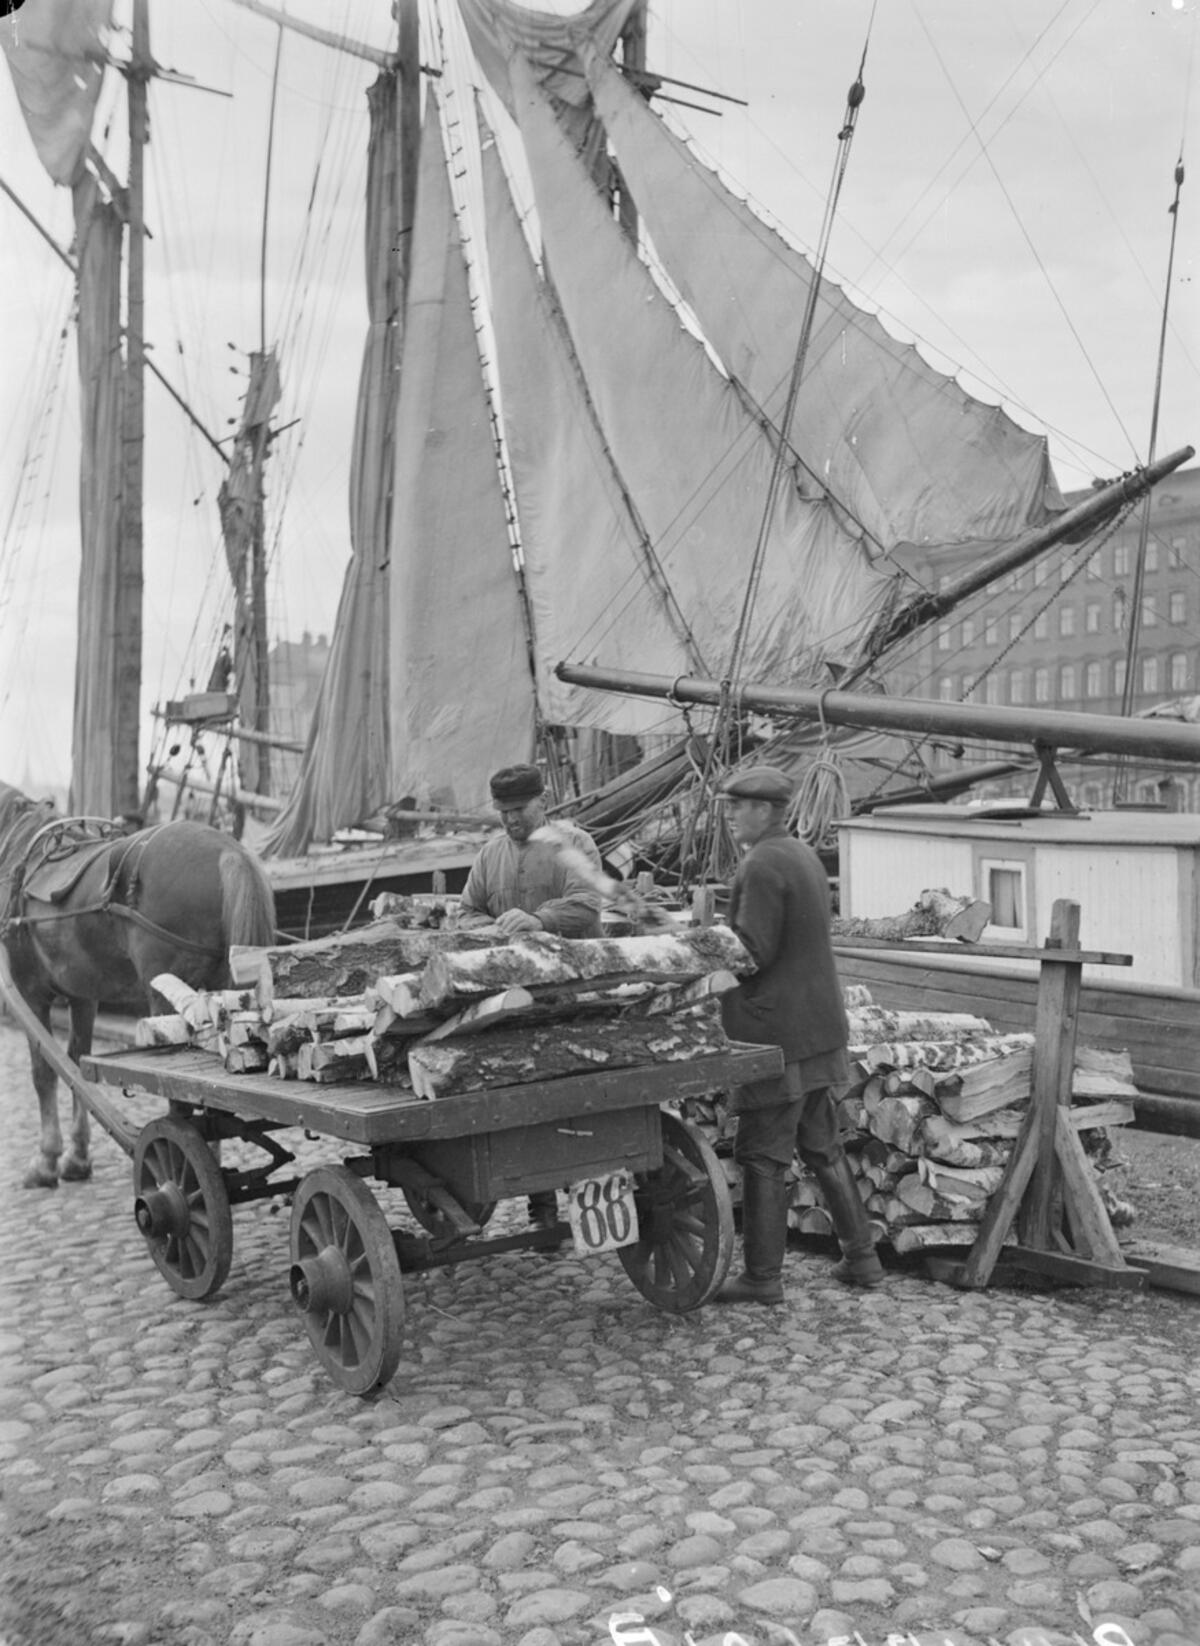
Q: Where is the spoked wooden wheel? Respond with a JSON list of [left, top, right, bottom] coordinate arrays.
[[618, 1109, 734, 1313], [132, 1117, 234, 1301], [289, 1166, 405, 1396], [402, 1187, 495, 1240]]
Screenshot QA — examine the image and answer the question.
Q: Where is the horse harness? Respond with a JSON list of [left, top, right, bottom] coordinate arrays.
[[1, 813, 224, 958]]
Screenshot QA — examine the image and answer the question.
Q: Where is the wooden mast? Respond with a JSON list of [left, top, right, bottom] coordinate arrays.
[[115, 0, 150, 817]]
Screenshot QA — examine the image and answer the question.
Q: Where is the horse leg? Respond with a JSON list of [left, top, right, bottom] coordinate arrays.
[[59, 998, 96, 1182], [23, 996, 63, 1190]]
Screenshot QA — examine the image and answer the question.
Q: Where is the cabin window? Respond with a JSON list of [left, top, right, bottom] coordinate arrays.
[[978, 856, 1030, 942], [1086, 602, 1101, 633], [1142, 655, 1160, 693], [1059, 606, 1075, 637], [1034, 667, 1050, 702], [1171, 653, 1189, 691], [1085, 661, 1104, 697], [1114, 544, 1131, 576], [1170, 591, 1186, 624], [1060, 664, 1077, 699], [1034, 611, 1049, 640], [1142, 595, 1157, 628]]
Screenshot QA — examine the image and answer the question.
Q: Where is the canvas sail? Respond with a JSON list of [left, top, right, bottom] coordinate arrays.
[[505, 46, 892, 691], [265, 73, 401, 857], [1, 0, 111, 186], [387, 92, 536, 812], [580, 42, 1065, 561]]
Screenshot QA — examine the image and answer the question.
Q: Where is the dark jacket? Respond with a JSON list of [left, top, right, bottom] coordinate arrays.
[[720, 824, 848, 1065]]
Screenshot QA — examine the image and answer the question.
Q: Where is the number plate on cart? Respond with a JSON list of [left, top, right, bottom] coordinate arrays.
[[566, 1171, 639, 1256]]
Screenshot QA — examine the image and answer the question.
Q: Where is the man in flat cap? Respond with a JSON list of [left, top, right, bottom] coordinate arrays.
[[459, 763, 604, 1236], [715, 764, 883, 1304]]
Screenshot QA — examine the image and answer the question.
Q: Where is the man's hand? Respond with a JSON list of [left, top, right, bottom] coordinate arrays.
[[495, 908, 544, 936]]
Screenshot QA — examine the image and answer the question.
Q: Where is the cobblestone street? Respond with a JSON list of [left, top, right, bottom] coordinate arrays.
[[2, 1021, 1200, 1646]]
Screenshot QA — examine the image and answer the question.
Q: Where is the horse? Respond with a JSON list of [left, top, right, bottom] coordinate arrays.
[[0, 781, 276, 1189]]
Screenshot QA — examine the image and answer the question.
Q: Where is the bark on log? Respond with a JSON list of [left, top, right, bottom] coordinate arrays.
[[868, 1034, 1034, 1076], [135, 1013, 191, 1047], [832, 888, 991, 944], [864, 1093, 935, 1153], [847, 1007, 994, 1047], [417, 929, 753, 1013], [407, 1009, 729, 1099], [932, 1048, 1035, 1121], [229, 924, 496, 1006]]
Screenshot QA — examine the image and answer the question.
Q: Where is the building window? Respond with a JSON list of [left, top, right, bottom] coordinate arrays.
[[1014, 567, 1027, 591], [1086, 602, 1101, 633], [1009, 612, 1023, 642], [1114, 658, 1127, 697], [962, 617, 975, 647], [984, 614, 998, 645], [1059, 559, 1072, 584], [1170, 591, 1186, 625], [1061, 664, 1077, 699], [1171, 652, 1189, 691], [938, 675, 955, 701], [1085, 661, 1104, 697], [1086, 552, 1101, 579], [1143, 595, 1157, 628], [979, 857, 1030, 941], [1034, 667, 1050, 702], [1114, 544, 1131, 576], [938, 624, 951, 651], [1033, 611, 1048, 640], [1170, 535, 1187, 569], [1035, 560, 1048, 586], [1145, 540, 1158, 572], [1142, 655, 1159, 694], [1113, 590, 1126, 631], [1010, 671, 1025, 704], [985, 673, 1001, 705], [1059, 606, 1075, 637]]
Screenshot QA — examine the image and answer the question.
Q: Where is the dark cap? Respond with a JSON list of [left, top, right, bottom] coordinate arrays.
[[719, 764, 793, 803], [489, 764, 544, 803]]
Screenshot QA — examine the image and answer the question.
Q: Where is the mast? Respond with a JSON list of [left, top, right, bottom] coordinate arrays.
[[115, 0, 150, 816]]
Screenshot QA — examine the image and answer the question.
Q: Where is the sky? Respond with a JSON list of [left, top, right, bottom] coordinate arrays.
[[1, 0, 1197, 794]]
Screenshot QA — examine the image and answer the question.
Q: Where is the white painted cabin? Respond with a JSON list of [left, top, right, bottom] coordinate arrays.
[[837, 805, 1200, 990]]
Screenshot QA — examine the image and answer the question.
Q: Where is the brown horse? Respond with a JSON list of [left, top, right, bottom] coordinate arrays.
[[0, 782, 276, 1189]]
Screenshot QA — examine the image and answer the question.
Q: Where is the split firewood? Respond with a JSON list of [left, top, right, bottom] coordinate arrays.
[[407, 1008, 729, 1100], [224, 1044, 268, 1075], [865, 1093, 936, 1153], [847, 1007, 995, 1048], [373, 973, 426, 1017], [789, 1205, 833, 1236], [832, 888, 992, 944], [135, 1013, 192, 1048], [268, 1053, 299, 1080], [893, 1177, 985, 1223], [263, 993, 372, 1023], [229, 923, 496, 1007], [415, 989, 536, 1044], [891, 1223, 1015, 1254], [917, 1115, 1014, 1169], [932, 1048, 1035, 1121], [867, 1033, 1034, 1075], [296, 1041, 370, 1083], [418, 928, 753, 1013], [916, 1158, 1005, 1201], [294, 1006, 376, 1038], [363, 1038, 411, 1084]]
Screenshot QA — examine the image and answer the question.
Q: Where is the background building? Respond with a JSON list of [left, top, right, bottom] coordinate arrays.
[[895, 464, 1200, 810]]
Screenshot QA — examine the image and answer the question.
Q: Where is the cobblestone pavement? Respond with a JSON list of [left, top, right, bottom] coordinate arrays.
[[2, 1022, 1200, 1646]]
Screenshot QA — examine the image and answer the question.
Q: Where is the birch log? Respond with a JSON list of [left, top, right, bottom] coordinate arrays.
[[229, 924, 496, 1006], [832, 888, 992, 943]]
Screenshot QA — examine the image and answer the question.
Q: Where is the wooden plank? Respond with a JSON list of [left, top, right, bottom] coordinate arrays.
[[998, 1246, 1146, 1291], [80, 1043, 782, 1147], [1054, 1106, 1127, 1267], [834, 937, 1130, 965], [1120, 1241, 1200, 1296], [956, 1109, 1041, 1288], [1024, 901, 1082, 1248]]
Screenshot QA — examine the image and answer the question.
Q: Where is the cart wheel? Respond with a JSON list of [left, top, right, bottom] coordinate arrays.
[[618, 1109, 734, 1313], [132, 1116, 234, 1301], [289, 1166, 405, 1396], [402, 1187, 496, 1239]]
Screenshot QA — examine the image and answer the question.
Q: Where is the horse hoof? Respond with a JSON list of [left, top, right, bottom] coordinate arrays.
[[22, 1165, 59, 1190], [59, 1155, 94, 1183]]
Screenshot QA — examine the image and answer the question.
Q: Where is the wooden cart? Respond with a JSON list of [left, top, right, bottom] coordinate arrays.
[[80, 1042, 781, 1395]]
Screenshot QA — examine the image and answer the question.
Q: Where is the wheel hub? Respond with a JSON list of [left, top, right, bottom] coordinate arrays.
[[290, 1247, 353, 1316], [134, 1182, 190, 1240]]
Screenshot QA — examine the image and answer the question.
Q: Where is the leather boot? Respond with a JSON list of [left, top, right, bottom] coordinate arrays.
[[715, 1169, 790, 1305], [814, 1154, 884, 1288]]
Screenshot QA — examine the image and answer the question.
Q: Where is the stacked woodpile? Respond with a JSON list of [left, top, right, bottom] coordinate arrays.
[[137, 920, 756, 1099]]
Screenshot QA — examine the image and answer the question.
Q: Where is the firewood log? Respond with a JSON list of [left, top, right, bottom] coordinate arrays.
[[847, 1007, 995, 1048], [932, 1048, 1035, 1121], [135, 1013, 191, 1047], [832, 888, 991, 944], [224, 1044, 268, 1075], [867, 1034, 1034, 1074], [865, 1093, 936, 1153], [228, 923, 496, 1007]]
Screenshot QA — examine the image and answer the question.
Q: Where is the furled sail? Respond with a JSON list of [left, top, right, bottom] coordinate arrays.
[[480, 126, 705, 737], [506, 46, 893, 689], [69, 174, 123, 816], [1, 0, 111, 186], [580, 41, 1065, 559], [387, 92, 535, 812], [265, 73, 400, 857]]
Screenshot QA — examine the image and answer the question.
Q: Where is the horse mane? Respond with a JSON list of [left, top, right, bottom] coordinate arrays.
[[0, 783, 56, 902]]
